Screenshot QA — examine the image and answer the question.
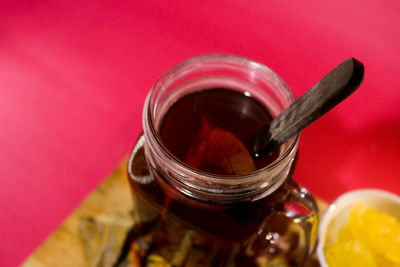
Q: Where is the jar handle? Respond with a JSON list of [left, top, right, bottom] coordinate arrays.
[[285, 181, 319, 259], [128, 135, 153, 184]]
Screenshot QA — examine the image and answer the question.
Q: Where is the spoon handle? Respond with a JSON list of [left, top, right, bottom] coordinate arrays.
[[254, 58, 364, 157]]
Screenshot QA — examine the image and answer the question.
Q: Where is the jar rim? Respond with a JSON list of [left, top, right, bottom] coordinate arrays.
[[143, 53, 298, 185]]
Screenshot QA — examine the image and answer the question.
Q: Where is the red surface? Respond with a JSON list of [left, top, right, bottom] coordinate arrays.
[[1, 1, 399, 266]]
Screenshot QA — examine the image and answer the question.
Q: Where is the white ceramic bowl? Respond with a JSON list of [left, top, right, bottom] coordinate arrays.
[[317, 189, 400, 267]]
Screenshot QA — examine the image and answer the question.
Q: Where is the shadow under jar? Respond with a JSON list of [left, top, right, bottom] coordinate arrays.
[[128, 54, 318, 267]]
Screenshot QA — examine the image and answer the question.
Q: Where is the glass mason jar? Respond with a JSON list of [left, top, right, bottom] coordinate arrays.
[[128, 54, 318, 266]]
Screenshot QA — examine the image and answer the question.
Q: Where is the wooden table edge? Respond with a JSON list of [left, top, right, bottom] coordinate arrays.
[[21, 158, 328, 267]]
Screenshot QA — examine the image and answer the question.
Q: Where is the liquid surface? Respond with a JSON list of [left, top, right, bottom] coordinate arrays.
[[159, 88, 280, 173]]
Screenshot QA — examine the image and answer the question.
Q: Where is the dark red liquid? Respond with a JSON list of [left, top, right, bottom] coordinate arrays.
[[159, 88, 280, 172], [128, 88, 299, 266]]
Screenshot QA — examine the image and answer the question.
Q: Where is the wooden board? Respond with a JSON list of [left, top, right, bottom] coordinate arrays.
[[21, 158, 328, 267]]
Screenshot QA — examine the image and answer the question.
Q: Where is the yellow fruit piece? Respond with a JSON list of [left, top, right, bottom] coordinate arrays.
[[325, 204, 400, 266], [325, 239, 376, 267]]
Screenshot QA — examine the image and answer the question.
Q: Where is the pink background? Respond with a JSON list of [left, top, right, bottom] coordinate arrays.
[[1, 1, 399, 266]]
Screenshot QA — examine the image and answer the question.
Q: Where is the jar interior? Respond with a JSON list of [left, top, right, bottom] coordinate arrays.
[[149, 56, 296, 176]]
